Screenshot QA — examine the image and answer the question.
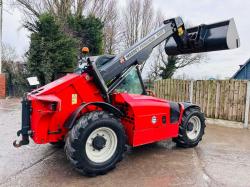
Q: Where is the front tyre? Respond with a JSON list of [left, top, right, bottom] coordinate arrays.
[[173, 107, 205, 148], [65, 111, 126, 176]]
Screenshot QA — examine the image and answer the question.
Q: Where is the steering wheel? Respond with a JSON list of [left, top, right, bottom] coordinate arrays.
[[146, 89, 155, 97]]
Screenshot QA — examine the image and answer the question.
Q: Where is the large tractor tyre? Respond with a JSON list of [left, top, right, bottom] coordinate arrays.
[[173, 107, 205, 148], [65, 111, 126, 176], [50, 141, 65, 148]]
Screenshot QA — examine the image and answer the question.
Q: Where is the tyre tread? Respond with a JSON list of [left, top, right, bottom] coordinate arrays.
[[174, 107, 206, 148], [65, 111, 126, 176]]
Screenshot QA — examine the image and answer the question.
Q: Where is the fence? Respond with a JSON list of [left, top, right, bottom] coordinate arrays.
[[154, 79, 250, 128]]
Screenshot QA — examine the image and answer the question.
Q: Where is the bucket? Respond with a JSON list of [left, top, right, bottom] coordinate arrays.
[[165, 18, 240, 55]]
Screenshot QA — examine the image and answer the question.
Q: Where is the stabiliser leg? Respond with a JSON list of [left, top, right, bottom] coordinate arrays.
[[13, 97, 31, 148]]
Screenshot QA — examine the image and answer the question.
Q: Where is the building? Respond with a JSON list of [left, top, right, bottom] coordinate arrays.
[[232, 59, 250, 80], [0, 73, 5, 98]]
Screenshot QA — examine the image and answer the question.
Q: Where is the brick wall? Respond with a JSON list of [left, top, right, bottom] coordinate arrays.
[[0, 74, 6, 98]]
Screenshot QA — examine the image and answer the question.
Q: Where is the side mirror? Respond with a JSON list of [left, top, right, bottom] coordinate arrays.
[[27, 76, 40, 86], [165, 18, 240, 55], [27, 76, 40, 90]]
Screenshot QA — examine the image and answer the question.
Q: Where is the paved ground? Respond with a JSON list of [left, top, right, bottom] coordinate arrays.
[[0, 99, 250, 187]]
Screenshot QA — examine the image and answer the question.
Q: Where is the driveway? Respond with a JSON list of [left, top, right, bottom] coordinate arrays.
[[0, 99, 250, 187]]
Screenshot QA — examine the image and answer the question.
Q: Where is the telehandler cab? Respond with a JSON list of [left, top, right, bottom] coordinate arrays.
[[14, 17, 240, 176]]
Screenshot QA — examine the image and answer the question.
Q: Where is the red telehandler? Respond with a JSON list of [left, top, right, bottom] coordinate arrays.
[[14, 17, 240, 176]]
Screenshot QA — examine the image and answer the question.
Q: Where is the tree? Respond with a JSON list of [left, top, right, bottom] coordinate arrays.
[[123, 0, 154, 48], [98, 0, 120, 54], [141, 0, 154, 39], [14, 0, 118, 54], [67, 15, 104, 55], [145, 12, 206, 80], [121, 0, 154, 71], [75, 0, 120, 54], [2, 43, 28, 96], [146, 44, 206, 80], [26, 13, 78, 85], [2, 43, 17, 63]]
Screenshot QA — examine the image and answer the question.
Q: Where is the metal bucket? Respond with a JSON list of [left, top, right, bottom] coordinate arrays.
[[165, 18, 240, 55]]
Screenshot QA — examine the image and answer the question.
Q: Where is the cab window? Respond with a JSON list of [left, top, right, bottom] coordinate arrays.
[[114, 67, 144, 94]]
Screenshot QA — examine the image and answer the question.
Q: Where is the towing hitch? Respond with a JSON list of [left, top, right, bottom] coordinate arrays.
[[13, 97, 31, 148], [13, 130, 30, 148]]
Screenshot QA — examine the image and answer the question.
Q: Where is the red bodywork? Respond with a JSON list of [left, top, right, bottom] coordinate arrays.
[[28, 73, 184, 147]]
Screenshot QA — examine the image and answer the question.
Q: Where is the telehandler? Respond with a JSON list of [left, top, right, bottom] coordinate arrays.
[[14, 17, 240, 176]]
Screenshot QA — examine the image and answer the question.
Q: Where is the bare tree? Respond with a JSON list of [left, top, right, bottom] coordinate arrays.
[[87, 0, 111, 21], [146, 57, 161, 82], [123, 0, 141, 48], [74, 0, 88, 17], [2, 43, 28, 96], [87, 0, 120, 54], [141, 0, 154, 38], [143, 10, 165, 78], [122, 0, 154, 48], [145, 11, 206, 80], [14, 0, 85, 19], [145, 41, 206, 80], [2, 43, 19, 83], [103, 12, 120, 54], [2, 43, 17, 63], [15, 0, 81, 25], [122, 0, 155, 71]]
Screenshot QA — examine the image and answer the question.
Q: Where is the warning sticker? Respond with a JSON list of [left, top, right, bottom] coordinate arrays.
[[72, 94, 77, 105]]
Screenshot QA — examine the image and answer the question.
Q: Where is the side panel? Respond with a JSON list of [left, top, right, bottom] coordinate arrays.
[[132, 100, 179, 146], [113, 94, 180, 147]]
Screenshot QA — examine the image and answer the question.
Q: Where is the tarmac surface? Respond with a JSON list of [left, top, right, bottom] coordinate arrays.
[[0, 98, 250, 187]]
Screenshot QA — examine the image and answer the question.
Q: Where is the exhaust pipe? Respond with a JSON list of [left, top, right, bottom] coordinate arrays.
[[165, 18, 240, 55]]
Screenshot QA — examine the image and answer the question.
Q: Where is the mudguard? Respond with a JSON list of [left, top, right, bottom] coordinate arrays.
[[64, 102, 123, 129], [169, 101, 201, 124], [181, 102, 201, 111]]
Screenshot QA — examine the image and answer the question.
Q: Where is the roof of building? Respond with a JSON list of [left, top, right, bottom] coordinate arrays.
[[232, 58, 250, 79]]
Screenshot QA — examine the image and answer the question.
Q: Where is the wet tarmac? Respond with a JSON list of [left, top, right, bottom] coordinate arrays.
[[0, 99, 250, 187]]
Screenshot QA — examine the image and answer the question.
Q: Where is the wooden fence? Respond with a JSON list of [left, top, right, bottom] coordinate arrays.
[[154, 79, 250, 127]]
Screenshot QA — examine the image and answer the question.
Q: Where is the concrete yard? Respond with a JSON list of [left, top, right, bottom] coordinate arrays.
[[0, 99, 250, 187]]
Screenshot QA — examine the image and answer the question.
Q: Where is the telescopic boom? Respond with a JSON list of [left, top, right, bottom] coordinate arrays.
[[97, 17, 240, 83]]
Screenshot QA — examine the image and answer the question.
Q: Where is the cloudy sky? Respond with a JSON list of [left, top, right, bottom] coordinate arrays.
[[3, 0, 250, 79]]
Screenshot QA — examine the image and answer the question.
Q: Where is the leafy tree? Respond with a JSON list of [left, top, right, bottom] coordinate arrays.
[[26, 13, 78, 85], [159, 56, 177, 79], [146, 44, 206, 81], [67, 15, 104, 55], [16, 0, 118, 54], [158, 54, 205, 79]]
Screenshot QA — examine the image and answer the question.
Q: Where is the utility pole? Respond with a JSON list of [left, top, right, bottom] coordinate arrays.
[[0, 0, 2, 74]]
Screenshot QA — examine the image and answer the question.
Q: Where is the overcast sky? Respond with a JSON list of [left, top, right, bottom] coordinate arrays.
[[3, 0, 250, 79]]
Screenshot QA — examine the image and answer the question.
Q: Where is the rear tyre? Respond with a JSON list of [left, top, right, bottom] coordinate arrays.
[[50, 141, 65, 148], [65, 111, 126, 176], [173, 107, 205, 148]]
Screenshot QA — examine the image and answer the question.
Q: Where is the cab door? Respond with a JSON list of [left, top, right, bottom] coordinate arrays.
[[111, 66, 179, 147]]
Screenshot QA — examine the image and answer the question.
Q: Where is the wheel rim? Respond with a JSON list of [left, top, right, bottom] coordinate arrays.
[[186, 116, 201, 140], [85, 127, 118, 163]]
